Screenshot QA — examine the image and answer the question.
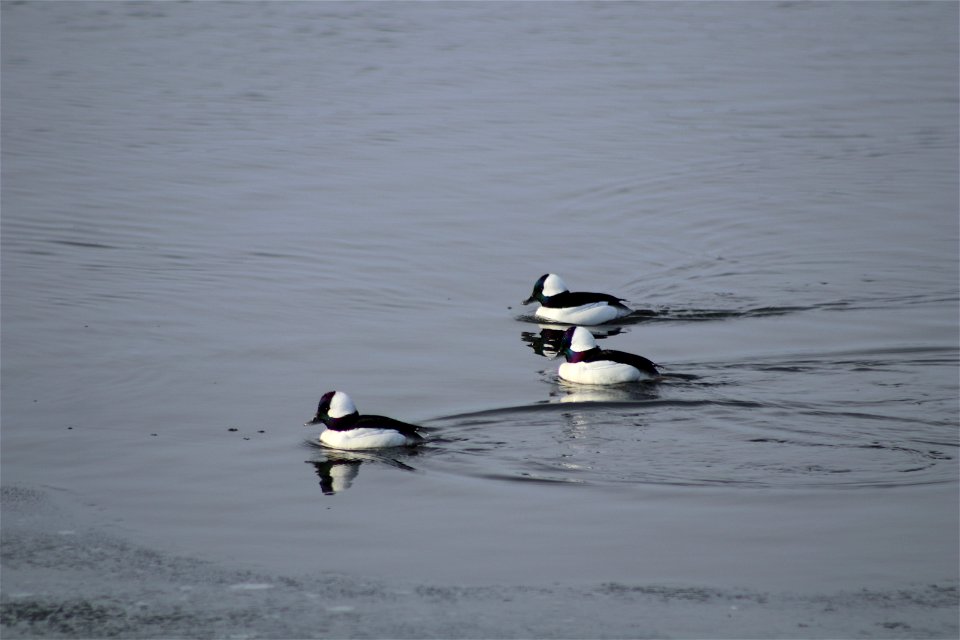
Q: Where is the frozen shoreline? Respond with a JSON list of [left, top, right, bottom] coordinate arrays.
[[2, 485, 956, 639]]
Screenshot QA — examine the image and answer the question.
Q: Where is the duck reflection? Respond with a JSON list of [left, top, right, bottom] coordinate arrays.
[[306, 448, 418, 496], [308, 456, 362, 495], [520, 325, 624, 358], [549, 378, 661, 404]]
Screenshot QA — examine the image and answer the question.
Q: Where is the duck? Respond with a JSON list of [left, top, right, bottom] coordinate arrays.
[[557, 326, 660, 385], [305, 391, 424, 450], [522, 274, 632, 325]]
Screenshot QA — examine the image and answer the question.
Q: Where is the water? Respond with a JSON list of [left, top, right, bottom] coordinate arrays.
[[2, 1, 958, 636]]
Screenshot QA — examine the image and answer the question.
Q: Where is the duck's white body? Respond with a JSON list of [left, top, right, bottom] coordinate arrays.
[[558, 360, 646, 385], [318, 428, 417, 450], [535, 302, 629, 325]]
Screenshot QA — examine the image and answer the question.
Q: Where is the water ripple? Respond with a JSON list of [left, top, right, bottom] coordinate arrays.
[[423, 400, 957, 490]]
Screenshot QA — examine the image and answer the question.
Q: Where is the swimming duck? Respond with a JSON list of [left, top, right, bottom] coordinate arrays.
[[558, 326, 660, 385], [522, 274, 632, 325], [305, 391, 424, 450]]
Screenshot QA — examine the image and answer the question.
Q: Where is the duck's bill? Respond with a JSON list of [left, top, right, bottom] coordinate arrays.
[[522, 296, 535, 305], [304, 417, 322, 426]]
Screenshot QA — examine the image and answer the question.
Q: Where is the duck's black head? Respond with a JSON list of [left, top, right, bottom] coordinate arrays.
[[559, 326, 598, 362], [523, 273, 569, 305], [522, 274, 549, 305], [306, 390, 358, 428]]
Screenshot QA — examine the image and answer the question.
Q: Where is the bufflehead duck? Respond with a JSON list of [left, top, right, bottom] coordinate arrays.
[[522, 274, 632, 325], [558, 326, 660, 385], [305, 391, 424, 450]]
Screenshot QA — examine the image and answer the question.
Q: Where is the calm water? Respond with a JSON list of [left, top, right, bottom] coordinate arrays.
[[2, 0, 958, 632]]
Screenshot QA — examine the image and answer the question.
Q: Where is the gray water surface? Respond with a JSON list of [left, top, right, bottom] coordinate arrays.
[[2, 2, 958, 637]]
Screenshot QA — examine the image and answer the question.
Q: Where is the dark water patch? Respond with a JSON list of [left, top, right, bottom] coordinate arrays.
[[754, 354, 957, 371], [794, 407, 955, 429], [245, 250, 302, 259], [18, 248, 57, 257], [1, 599, 129, 638], [475, 472, 588, 486], [434, 398, 768, 422], [45, 239, 120, 251], [622, 305, 817, 323], [598, 582, 762, 603], [734, 345, 959, 369]]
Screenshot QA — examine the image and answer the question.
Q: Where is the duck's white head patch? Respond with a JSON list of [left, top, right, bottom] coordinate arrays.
[[543, 274, 569, 297], [570, 326, 598, 352], [328, 391, 358, 418]]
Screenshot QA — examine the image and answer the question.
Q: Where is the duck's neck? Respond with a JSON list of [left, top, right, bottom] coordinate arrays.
[[324, 411, 360, 431], [566, 347, 601, 363]]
